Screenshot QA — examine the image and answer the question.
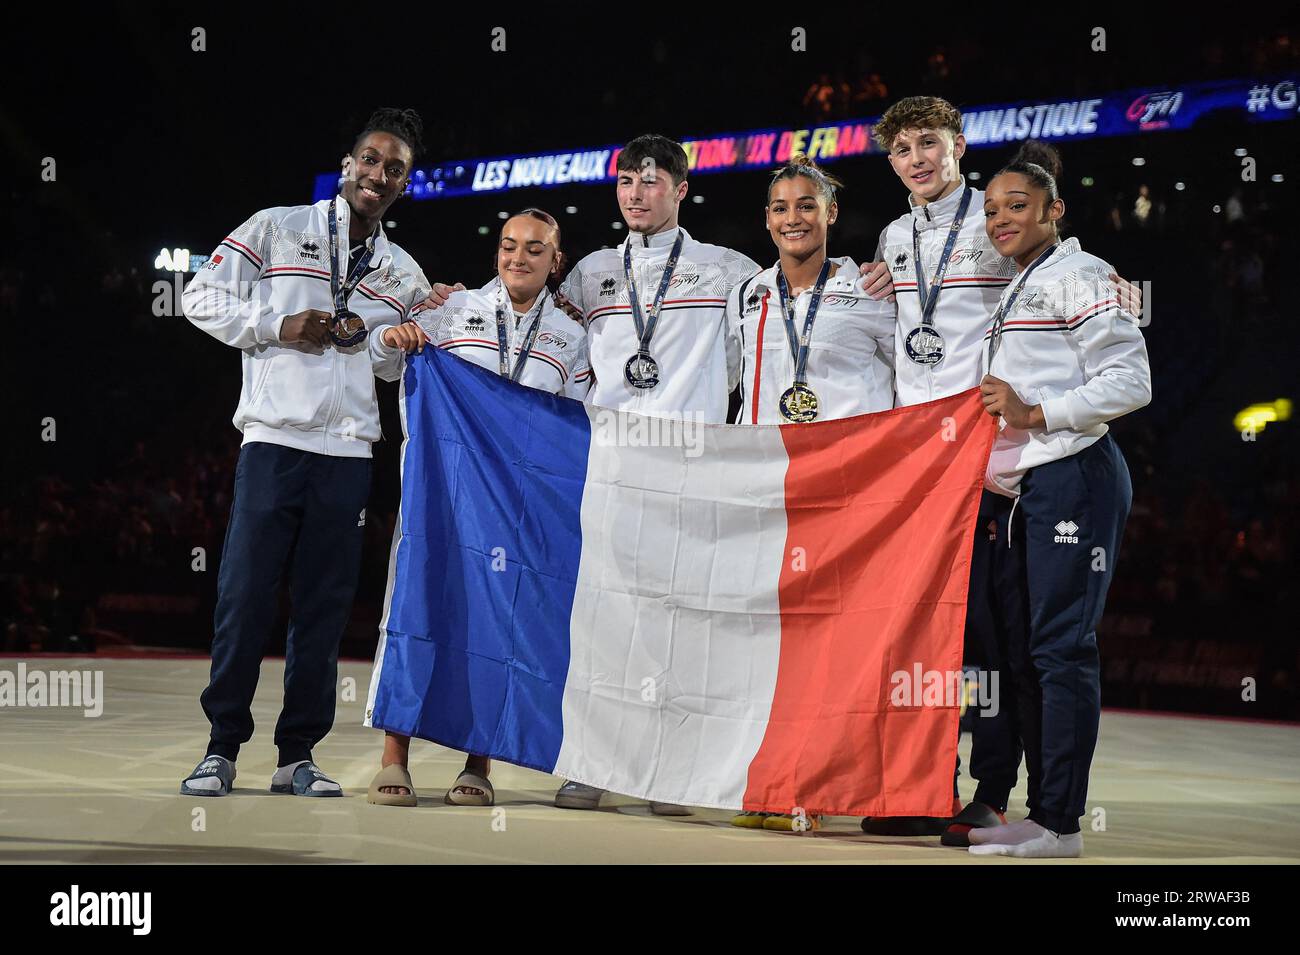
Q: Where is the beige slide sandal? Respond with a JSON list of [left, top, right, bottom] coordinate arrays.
[[444, 770, 494, 806], [367, 763, 418, 807]]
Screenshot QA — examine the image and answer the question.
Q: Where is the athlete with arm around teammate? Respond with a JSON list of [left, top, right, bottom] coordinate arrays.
[[861, 97, 1144, 846]]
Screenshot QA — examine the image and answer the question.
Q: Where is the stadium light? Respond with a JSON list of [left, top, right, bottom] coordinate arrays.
[[1081, 176, 1095, 187], [1132, 157, 1146, 166], [1213, 204, 1221, 213], [967, 171, 981, 181], [1272, 173, 1285, 183], [1175, 181, 1186, 191], [477, 226, 490, 235], [692, 195, 705, 204], [565, 206, 578, 214], [497, 211, 509, 220], [1233, 148, 1249, 157], [385, 220, 396, 229], [611, 222, 624, 230], [1234, 399, 1293, 434]]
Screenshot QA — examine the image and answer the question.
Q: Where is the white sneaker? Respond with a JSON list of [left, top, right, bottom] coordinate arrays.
[[554, 781, 605, 810]]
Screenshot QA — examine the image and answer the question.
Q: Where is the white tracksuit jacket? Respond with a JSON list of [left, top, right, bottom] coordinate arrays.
[[877, 178, 1018, 408], [725, 257, 896, 424], [560, 226, 759, 422], [981, 237, 1152, 496], [182, 196, 428, 458], [415, 277, 593, 398]]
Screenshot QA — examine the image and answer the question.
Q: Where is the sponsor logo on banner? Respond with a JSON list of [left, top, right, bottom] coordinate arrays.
[[1126, 90, 1184, 130]]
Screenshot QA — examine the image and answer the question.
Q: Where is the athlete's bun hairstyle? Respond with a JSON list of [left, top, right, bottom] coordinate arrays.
[[504, 207, 568, 293], [998, 140, 1062, 203], [768, 154, 843, 205], [354, 107, 425, 160]]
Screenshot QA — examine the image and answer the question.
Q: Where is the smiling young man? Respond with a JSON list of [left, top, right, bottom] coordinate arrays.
[[546, 134, 759, 814], [178, 107, 432, 799], [866, 96, 1142, 846]]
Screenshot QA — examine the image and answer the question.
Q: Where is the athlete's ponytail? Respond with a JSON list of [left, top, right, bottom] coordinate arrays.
[[767, 154, 843, 206]]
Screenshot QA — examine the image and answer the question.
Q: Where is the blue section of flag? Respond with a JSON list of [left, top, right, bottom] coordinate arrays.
[[369, 347, 591, 773]]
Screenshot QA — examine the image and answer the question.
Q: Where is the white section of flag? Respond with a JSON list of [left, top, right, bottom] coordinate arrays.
[[554, 412, 792, 809]]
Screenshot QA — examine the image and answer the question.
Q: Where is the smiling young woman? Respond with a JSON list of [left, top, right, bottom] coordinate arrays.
[[969, 140, 1153, 858], [367, 207, 591, 810], [725, 156, 895, 431], [722, 157, 896, 832]]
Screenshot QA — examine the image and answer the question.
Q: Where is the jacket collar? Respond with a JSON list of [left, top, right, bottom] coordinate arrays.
[[623, 225, 691, 254], [481, 275, 556, 318], [1028, 236, 1079, 269], [908, 177, 971, 230], [752, 255, 860, 294], [328, 195, 394, 270]]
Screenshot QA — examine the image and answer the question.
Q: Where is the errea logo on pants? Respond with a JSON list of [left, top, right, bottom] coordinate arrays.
[[1054, 520, 1080, 544]]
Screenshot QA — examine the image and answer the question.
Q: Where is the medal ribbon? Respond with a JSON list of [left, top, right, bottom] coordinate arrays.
[[912, 184, 973, 328], [327, 197, 377, 317], [495, 284, 550, 382], [775, 258, 834, 390], [622, 230, 685, 358], [985, 242, 1060, 369]]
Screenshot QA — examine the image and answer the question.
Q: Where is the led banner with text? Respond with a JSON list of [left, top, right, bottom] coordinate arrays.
[[312, 76, 1297, 203]]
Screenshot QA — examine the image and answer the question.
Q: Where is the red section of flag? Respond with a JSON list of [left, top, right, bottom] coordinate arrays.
[[742, 388, 996, 816]]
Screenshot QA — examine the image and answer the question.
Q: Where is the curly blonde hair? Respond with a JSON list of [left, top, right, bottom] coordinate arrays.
[[873, 97, 963, 152]]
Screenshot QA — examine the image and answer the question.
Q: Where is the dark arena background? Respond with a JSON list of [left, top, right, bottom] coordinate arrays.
[[0, 5, 1296, 906]]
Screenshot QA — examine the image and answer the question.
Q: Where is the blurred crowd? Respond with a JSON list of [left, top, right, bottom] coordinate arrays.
[[798, 28, 1299, 122]]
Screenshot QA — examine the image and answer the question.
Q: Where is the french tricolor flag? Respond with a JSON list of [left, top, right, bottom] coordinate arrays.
[[366, 348, 995, 816]]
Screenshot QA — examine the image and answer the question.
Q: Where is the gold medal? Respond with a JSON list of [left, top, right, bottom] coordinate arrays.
[[779, 384, 820, 423]]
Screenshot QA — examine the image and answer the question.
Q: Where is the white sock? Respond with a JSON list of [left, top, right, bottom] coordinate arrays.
[[969, 822, 1084, 858], [968, 818, 1041, 845], [186, 755, 234, 792], [274, 759, 341, 793]]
